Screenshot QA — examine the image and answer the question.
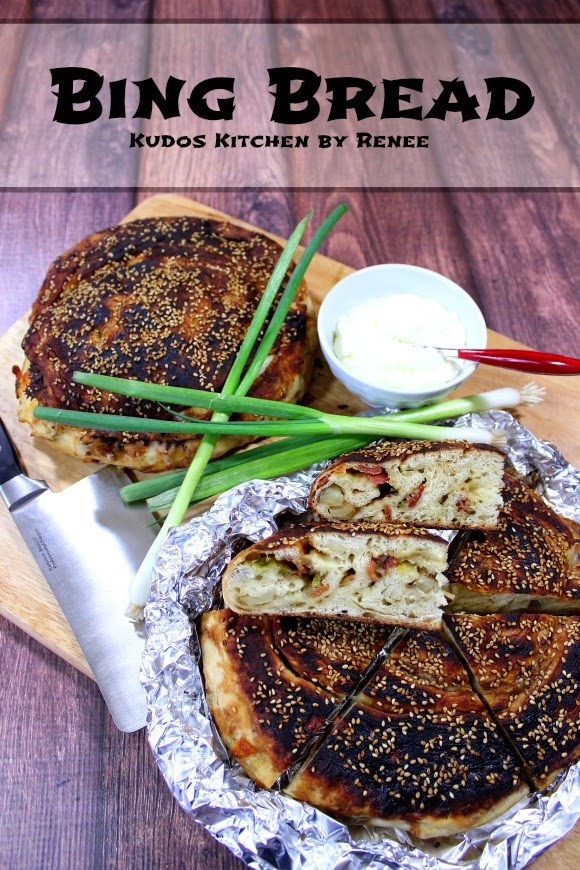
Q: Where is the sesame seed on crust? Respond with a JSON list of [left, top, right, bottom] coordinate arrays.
[[445, 613, 580, 791], [286, 628, 528, 837]]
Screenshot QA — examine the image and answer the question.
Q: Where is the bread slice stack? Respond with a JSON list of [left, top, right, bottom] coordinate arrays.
[[222, 521, 450, 630], [223, 440, 505, 628]]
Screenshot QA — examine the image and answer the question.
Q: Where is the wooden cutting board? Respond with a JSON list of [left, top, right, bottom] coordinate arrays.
[[1, 193, 579, 678]]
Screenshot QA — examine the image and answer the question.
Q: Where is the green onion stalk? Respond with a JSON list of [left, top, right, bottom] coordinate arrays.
[[118, 433, 365, 505], [36, 382, 542, 447], [48, 375, 544, 431], [129, 204, 347, 619], [34, 406, 504, 442], [34, 382, 543, 518]]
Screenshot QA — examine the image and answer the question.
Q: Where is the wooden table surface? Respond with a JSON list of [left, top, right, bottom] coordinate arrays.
[[0, 2, 578, 869]]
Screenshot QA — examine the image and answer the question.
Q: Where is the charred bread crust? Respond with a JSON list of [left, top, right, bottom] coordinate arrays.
[[14, 216, 316, 471], [315, 439, 504, 472], [310, 440, 505, 530], [271, 616, 392, 695], [445, 613, 580, 790], [200, 609, 339, 789], [361, 627, 476, 703], [222, 522, 450, 630], [447, 473, 580, 612], [237, 520, 448, 552], [286, 630, 528, 837]]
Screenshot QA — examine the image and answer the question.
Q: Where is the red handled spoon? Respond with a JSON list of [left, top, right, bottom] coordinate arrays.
[[435, 347, 580, 375]]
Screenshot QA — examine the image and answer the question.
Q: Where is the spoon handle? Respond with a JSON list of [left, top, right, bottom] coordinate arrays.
[[455, 348, 580, 374]]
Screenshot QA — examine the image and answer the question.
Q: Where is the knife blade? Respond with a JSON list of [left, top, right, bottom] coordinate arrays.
[[0, 419, 157, 732]]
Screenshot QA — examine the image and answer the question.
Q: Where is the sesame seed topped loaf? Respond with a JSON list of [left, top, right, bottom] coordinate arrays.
[[447, 473, 580, 614], [310, 440, 505, 529], [285, 629, 529, 837], [13, 216, 315, 471], [445, 614, 580, 790], [203, 530, 580, 836], [221, 522, 451, 630]]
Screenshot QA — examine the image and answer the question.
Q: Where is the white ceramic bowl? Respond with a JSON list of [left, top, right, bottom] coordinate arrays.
[[317, 263, 487, 408]]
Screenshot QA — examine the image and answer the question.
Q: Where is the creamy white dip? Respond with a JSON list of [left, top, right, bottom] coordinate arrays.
[[333, 293, 467, 391]]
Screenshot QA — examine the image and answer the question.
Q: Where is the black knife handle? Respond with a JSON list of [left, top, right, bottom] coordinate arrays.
[[0, 419, 23, 485]]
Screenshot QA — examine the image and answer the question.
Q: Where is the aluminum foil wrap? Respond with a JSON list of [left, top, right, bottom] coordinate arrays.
[[142, 411, 580, 870]]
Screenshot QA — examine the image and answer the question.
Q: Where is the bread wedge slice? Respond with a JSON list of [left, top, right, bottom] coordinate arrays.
[[310, 440, 505, 529], [445, 613, 580, 791], [447, 473, 580, 614], [221, 522, 450, 630], [200, 610, 340, 788]]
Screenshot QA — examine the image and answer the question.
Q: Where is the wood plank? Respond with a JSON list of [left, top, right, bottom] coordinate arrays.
[[0, 611, 242, 869], [27, 0, 151, 19], [136, 0, 290, 230], [149, 0, 272, 18], [0, 617, 105, 869], [388, 16, 576, 187], [0, 191, 136, 334], [270, 20, 438, 188], [137, 4, 290, 189], [0, 18, 148, 188], [447, 190, 580, 357], [499, 0, 580, 20], [0, 21, 27, 125], [271, 0, 390, 19], [404, 1, 579, 21], [506, 21, 579, 160]]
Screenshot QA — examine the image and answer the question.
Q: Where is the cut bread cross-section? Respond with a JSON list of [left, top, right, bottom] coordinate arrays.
[[221, 522, 450, 630], [447, 473, 580, 614], [285, 629, 529, 837], [310, 440, 505, 529]]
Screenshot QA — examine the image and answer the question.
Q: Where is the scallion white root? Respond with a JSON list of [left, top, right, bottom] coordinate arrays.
[[473, 383, 544, 411], [520, 382, 546, 405], [126, 536, 165, 621], [438, 426, 499, 445], [490, 430, 508, 449]]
